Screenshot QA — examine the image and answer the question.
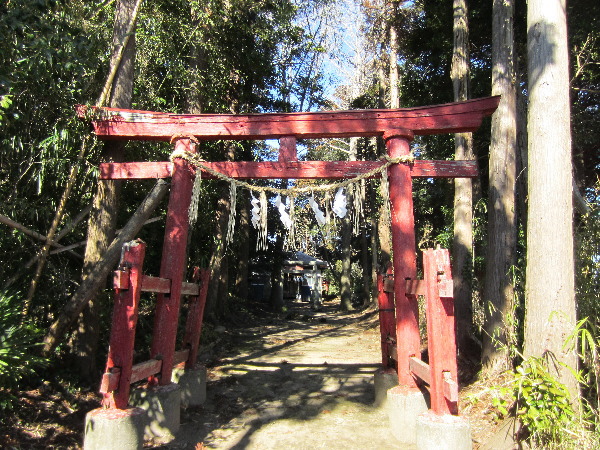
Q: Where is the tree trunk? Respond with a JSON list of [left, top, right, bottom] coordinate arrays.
[[481, 0, 518, 374], [235, 191, 250, 300], [42, 181, 169, 355], [450, 0, 475, 357], [525, 0, 578, 400], [70, 0, 137, 383], [340, 190, 354, 312], [205, 182, 231, 320], [388, 1, 400, 109]]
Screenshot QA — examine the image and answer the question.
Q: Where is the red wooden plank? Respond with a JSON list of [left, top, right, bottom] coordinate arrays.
[[102, 240, 146, 409], [387, 135, 421, 388], [131, 359, 162, 384], [98, 160, 478, 180], [409, 356, 431, 385], [77, 96, 500, 141], [423, 247, 459, 415], [377, 265, 397, 369], [99, 368, 120, 394], [405, 279, 425, 296], [141, 275, 170, 293], [113, 269, 129, 289], [279, 136, 297, 162], [172, 349, 190, 368], [443, 372, 459, 403], [182, 267, 210, 368], [181, 282, 200, 296], [149, 139, 196, 386]]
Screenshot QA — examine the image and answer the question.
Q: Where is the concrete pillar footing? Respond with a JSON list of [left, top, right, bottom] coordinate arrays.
[[84, 407, 147, 450], [387, 385, 428, 445], [416, 410, 472, 450], [172, 364, 207, 407], [129, 382, 181, 444], [373, 367, 398, 408]]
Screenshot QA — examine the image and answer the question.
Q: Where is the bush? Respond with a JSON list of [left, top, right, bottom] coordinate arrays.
[[0, 291, 48, 410]]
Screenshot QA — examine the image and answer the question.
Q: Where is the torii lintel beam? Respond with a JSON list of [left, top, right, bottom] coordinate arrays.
[[77, 96, 500, 141], [98, 160, 478, 180]]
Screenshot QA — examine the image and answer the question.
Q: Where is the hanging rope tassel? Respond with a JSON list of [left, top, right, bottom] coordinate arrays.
[[380, 167, 392, 233], [353, 179, 365, 236], [188, 167, 202, 225], [226, 181, 237, 244], [287, 196, 296, 250], [258, 190, 268, 250]]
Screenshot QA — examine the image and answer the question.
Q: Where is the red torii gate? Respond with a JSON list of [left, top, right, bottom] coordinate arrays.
[[78, 96, 499, 416]]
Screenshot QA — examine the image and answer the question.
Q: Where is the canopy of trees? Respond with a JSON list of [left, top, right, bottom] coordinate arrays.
[[0, 0, 598, 446]]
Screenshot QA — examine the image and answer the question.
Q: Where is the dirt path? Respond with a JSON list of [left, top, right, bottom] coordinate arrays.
[[160, 300, 409, 449]]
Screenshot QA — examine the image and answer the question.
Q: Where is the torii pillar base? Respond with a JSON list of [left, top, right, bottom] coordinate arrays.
[[84, 407, 147, 450], [373, 368, 398, 408], [416, 410, 472, 450], [172, 364, 207, 407], [387, 385, 428, 445], [129, 383, 181, 444]]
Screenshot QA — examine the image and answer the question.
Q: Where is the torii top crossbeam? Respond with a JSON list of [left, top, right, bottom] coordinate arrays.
[[77, 96, 499, 181]]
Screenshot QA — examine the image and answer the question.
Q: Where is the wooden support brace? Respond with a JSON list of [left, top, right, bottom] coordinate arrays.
[[409, 356, 431, 384], [99, 348, 192, 395], [182, 268, 210, 369], [377, 266, 397, 369], [278, 136, 297, 162], [114, 272, 199, 296], [102, 240, 146, 409], [423, 247, 459, 415]]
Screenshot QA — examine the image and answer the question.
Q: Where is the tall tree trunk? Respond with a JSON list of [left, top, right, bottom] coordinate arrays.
[[340, 191, 354, 312], [525, 0, 578, 400], [70, 0, 137, 383], [340, 137, 359, 311], [450, 0, 475, 357], [388, 1, 400, 109], [235, 191, 250, 300], [481, 0, 518, 374]]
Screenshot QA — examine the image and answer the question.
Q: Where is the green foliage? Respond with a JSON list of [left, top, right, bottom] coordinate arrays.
[[0, 291, 48, 410], [492, 355, 575, 446]]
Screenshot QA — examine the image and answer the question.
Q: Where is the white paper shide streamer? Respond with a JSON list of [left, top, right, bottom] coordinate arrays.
[[250, 193, 261, 228], [275, 194, 292, 229], [250, 192, 268, 250], [309, 194, 327, 226], [332, 187, 347, 218]]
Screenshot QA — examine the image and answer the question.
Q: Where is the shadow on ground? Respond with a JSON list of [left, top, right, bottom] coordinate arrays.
[[156, 300, 404, 449]]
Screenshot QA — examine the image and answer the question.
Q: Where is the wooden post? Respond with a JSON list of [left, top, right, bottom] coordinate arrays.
[[423, 248, 459, 415], [149, 138, 196, 385], [377, 264, 396, 369], [386, 132, 420, 388], [182, 267, 210, 369], [102, 240, 146, 409]]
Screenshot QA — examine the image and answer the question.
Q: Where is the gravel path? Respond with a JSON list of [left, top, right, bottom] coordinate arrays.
[[159, 300, 409, 449]]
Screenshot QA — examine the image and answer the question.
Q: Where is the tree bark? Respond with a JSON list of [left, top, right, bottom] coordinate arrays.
[[450, 0, 475, 357], [525, 0, 578, 400], [340, 137, 359, 311], [388, 1, 400, 109], [42, 180, 169, 355], [482, 0, 518, 374], [235, 191, 250, 300], [70, 0, 138, 382]]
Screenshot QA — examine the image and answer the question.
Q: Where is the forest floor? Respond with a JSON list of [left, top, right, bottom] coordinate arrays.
[[1, 297, 510, 449]]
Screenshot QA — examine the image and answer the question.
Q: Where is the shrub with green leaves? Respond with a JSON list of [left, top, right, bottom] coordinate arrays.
[[493, 355, 575, 446], [0, 291, 48, 410]]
